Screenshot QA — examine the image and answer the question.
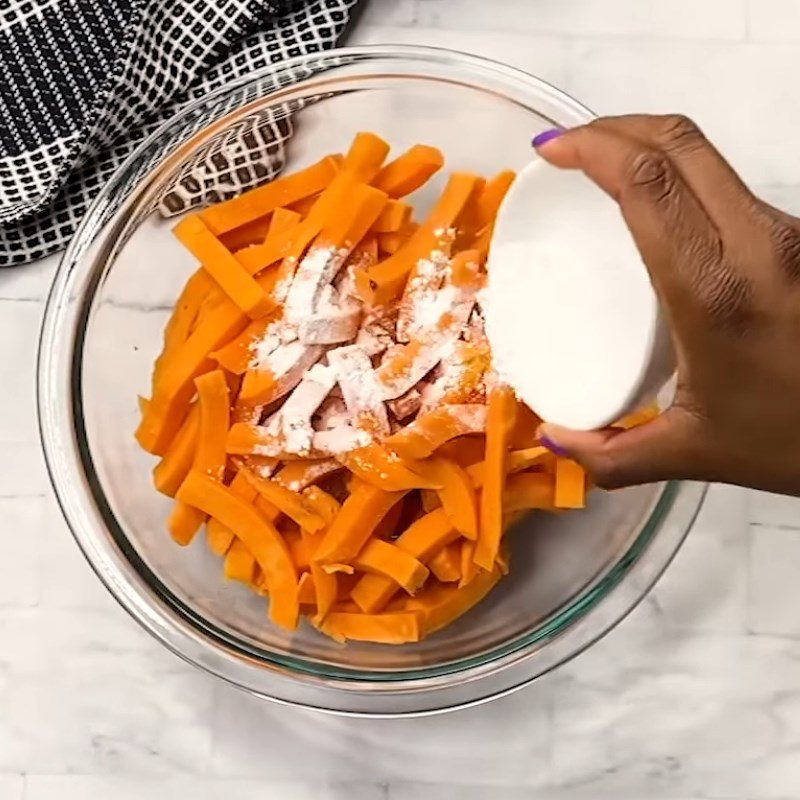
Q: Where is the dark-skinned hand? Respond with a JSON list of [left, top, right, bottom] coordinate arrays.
[[535, 114, 800, 495]]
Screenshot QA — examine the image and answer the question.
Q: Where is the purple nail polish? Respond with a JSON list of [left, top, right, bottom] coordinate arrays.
[[531, 128, 565, 148], [540, 434, 570, 457]]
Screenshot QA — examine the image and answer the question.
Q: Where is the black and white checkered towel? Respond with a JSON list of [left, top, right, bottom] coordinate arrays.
[[0, 0, 360, 267]]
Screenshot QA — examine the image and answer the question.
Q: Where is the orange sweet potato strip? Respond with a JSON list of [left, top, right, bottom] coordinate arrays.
[[473, 170, 515, 231], [221, 207, 301, 253], [405, 566, 502, 636], [350, 508, 460, 613], [313, 481, 408, 564], [285, 528, 311, 570], [168, 501, 206, 546], [371, 199, 412, 233], [177, 471, 298, 629], [353, 538, 430, 595], [373, 495, 407, 538], [420, 489, 441, 513], [300, 486, 341, 622], [236, 140, 386, 285], [289, 194, 319, 217], [470, 170, 516, 255], [236, 169, 364, 280], [226, 421, 293, 458], [410, 455, 478, 539], [174, 216, 276, 320], [385, 404, 487, 460], [167, 369, 230, 546], [224, 539, 257, 583], [372, 144, 444, 198], [219, 216, 273, 252], [268, 206, 303, 236], [255, 494, 282, 524], [136, 299, 248, 455], [274, 459, 343, 492], [240, 468, 326, 532], [232, 453, 279, 479], [153, 269, 216, 385], [206, 470, 258, 556], [297, 571, 317, 606], [437, 436, 487, 468], [199, 155, 339, 235], [207, 518, 235, 556], [342, 131, 390, 182], [378, 221, 418, 255], [152, 402, 200, 497], [466, 445, 551, 489], [357, 172, 482, 305], [310, 559, 338, 623], [428, 541, 462, 583], [318, 611, 421, 644], [554, 458, 587, 509], [474, 385, 517, 571], [503, 472, 556, 512], [211, 314, 276, 375], [192, 370, 230, 482], [342, 443, 440, 492], [459, 539, 479, 588]]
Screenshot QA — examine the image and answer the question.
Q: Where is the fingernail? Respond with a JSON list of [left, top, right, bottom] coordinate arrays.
[[531, 128, 565, 148], [540, 434, 570, 457]]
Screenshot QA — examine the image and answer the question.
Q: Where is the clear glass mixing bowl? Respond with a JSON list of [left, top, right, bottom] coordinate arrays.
[[37, 45, 706, 716]]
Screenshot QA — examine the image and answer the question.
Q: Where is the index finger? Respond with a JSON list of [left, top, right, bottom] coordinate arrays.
[[590, 114, 756, 234]]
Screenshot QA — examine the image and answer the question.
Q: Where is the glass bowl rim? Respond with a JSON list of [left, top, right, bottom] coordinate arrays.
[[37, 43, 702, 711]]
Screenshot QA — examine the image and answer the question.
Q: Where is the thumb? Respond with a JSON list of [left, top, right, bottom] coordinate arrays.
[[539, 408, 700, 488]]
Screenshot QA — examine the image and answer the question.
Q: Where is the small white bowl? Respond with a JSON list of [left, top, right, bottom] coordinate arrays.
[[484, 157, 675, 430]]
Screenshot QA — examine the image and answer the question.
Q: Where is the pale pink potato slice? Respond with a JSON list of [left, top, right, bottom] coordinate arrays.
[[327, 344, 390, 436], [311, 425, 373, 455], [299, 307, 361, 344], [261, 341, 326, 406], [396, 247, 451, 343], [355, 319, 395, 357], [277, 363, 337, 454], [298, 286, 362, 345], [315, 396, 349, 430], [387, 387, 422, 421], [355, 304, 397, 356], [283, 244, 348, 324]]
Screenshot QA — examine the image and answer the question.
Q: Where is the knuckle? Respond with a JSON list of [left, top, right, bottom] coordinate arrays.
[[691, 257, 755, 334], [626, 150, 678, 206], [657, 114, 706, 154], [769, 218, 800, 282]]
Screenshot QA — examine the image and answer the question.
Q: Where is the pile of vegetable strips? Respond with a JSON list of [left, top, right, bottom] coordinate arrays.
[[135, 131, 655, 644]]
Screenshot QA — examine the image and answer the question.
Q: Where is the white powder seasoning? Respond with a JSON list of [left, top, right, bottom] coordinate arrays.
[[397, 247, 451, 342], [312, 425, 372, 454], [248, 319, 285, 368], [327, 345, 390, 436], [283, 244, 348, 324]]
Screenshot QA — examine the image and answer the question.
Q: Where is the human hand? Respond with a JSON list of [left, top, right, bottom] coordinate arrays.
[[534, 114, 800, 494]]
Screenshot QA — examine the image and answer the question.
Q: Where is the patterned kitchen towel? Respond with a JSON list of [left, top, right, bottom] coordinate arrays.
[[0, 0, 360, 267]]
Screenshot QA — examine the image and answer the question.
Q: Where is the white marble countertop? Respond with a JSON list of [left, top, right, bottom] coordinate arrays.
[[2, 1, 800, 797]]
